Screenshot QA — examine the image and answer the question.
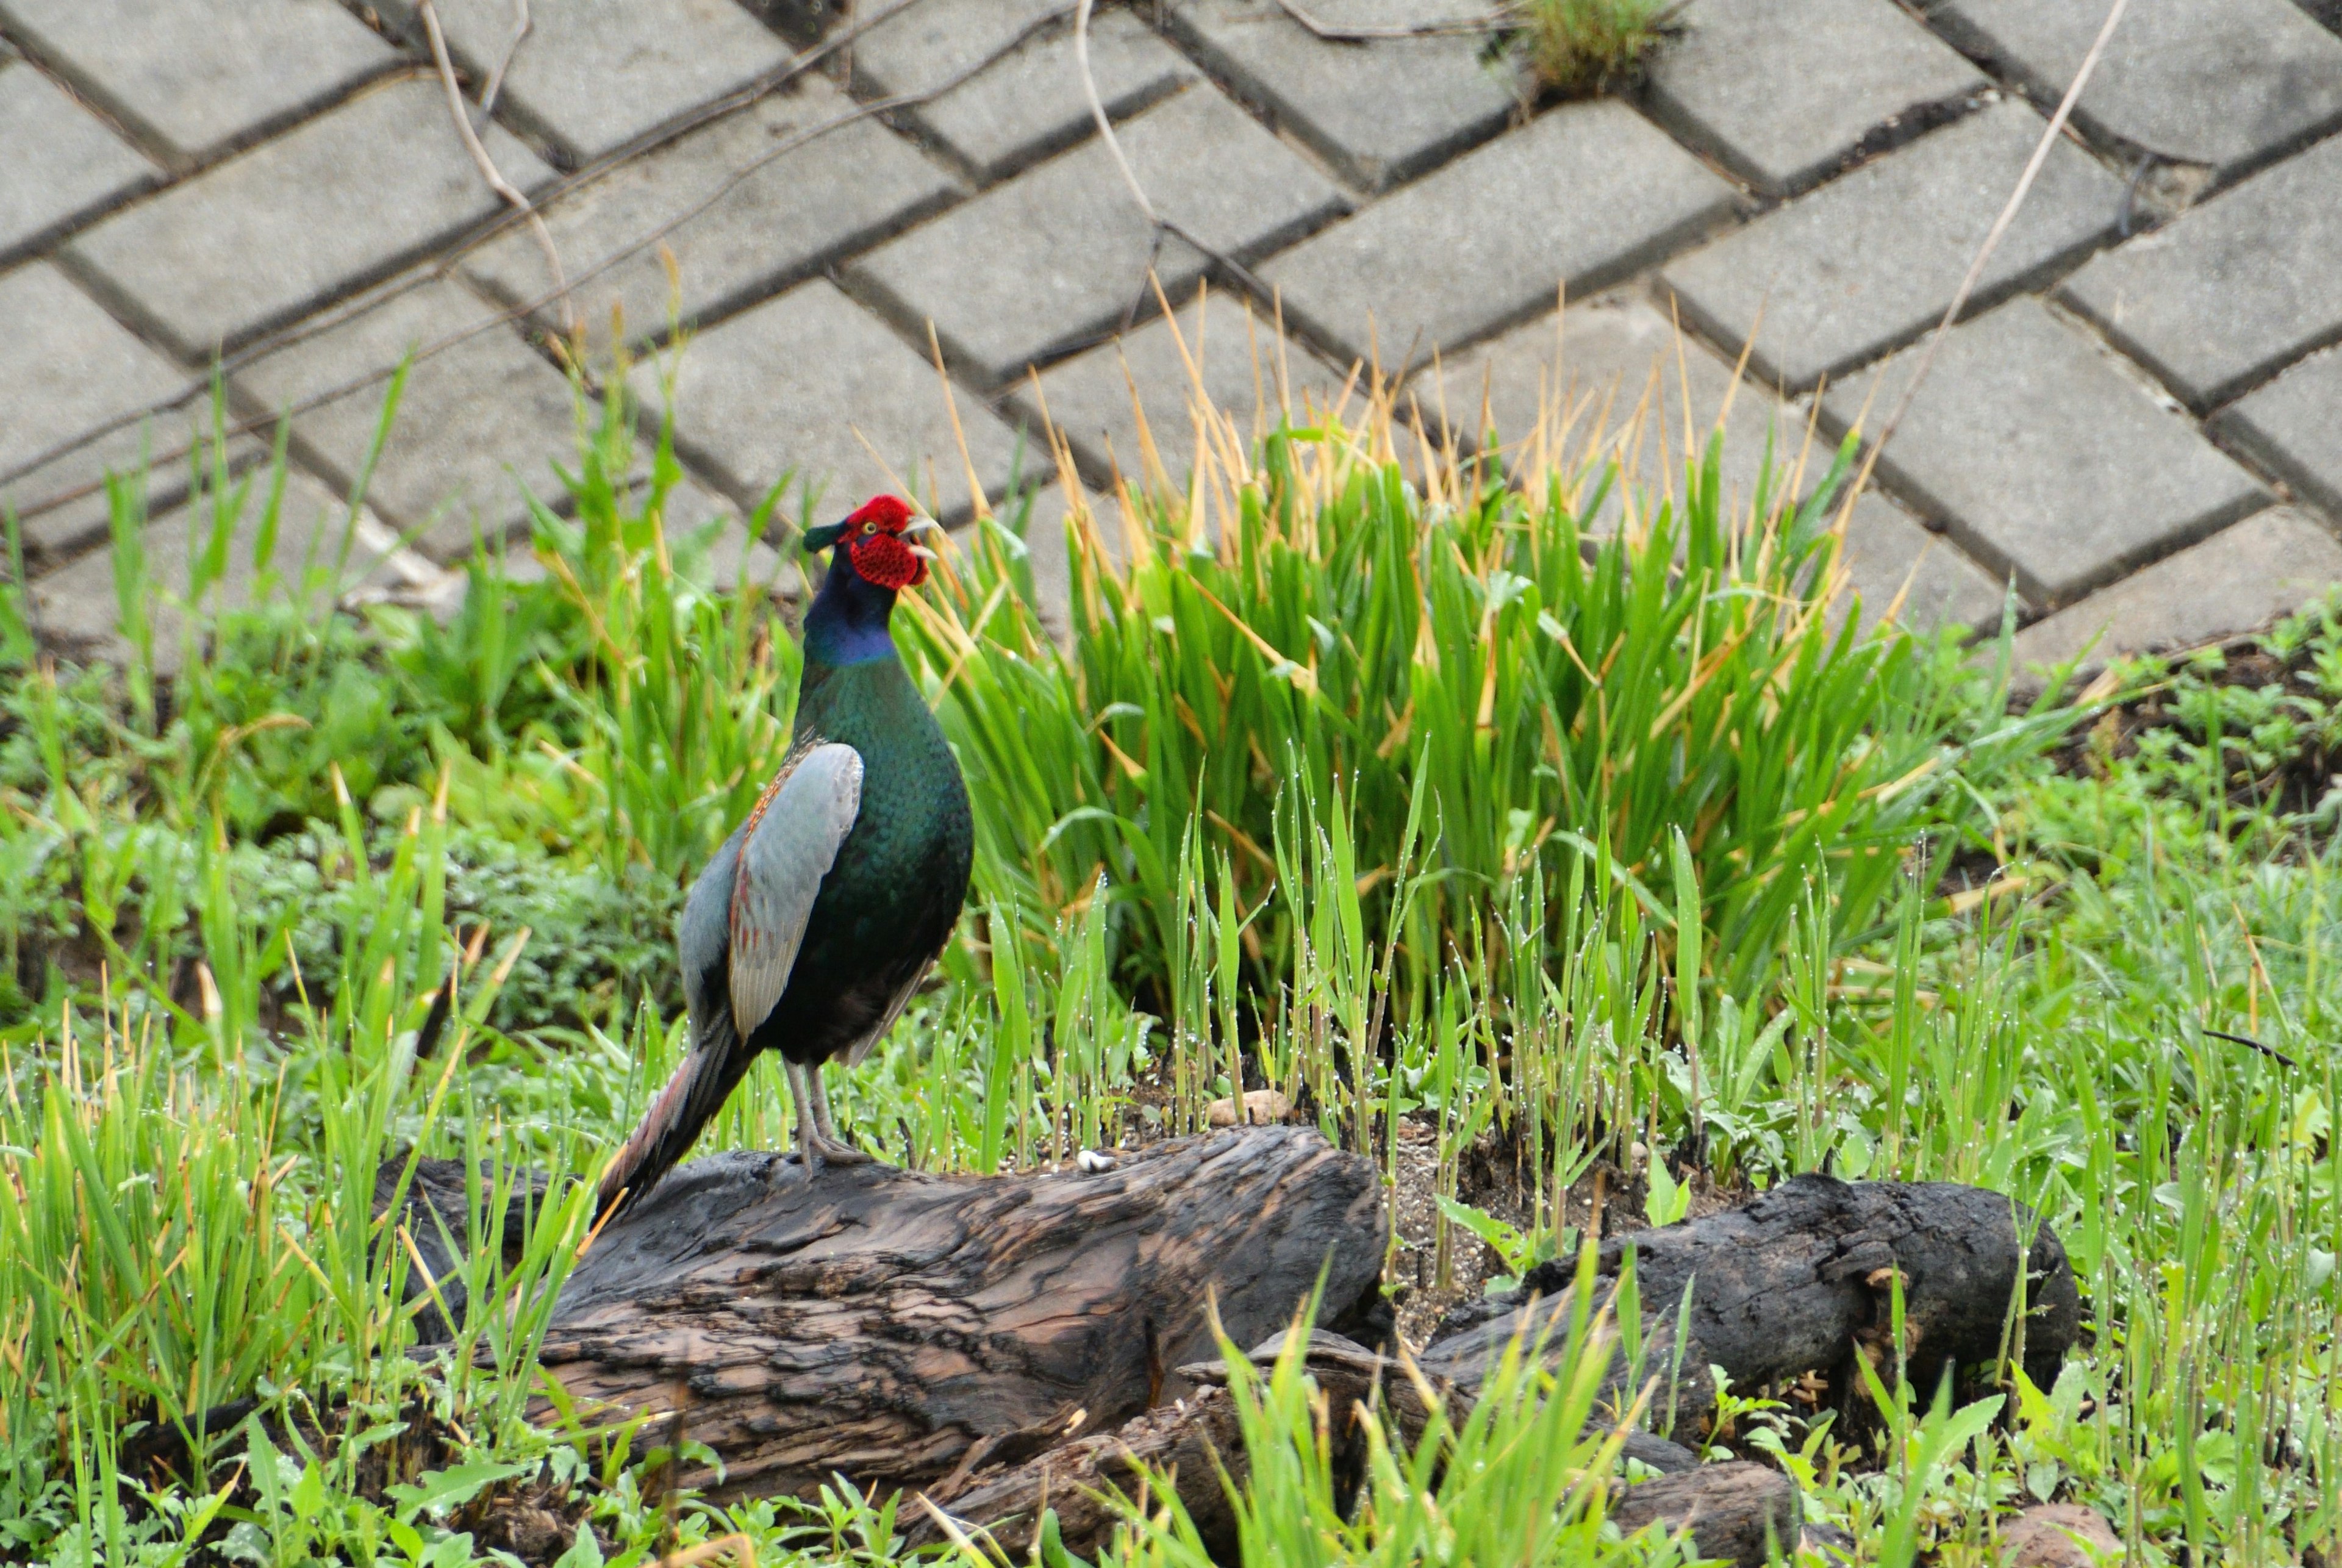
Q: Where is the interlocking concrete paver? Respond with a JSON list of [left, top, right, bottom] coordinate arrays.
[[27, 466, 389, 670], [904, 9, 1197, 181], [2214, 343, 2342, 520], [848, 84, 1342, 387], [0, 0, 398, 165], [1017, 287, 1346, 490], [1818, 298, 2267, 606], [2058, 134, 2342, 411], [373, 0, 791, 161], [1925, 0, 2342, 177], [849, 0, 1063, 93], [1267, 102, 1736, 368], [627, 280, 1034, 523], [0, 59, 157, 260], [460, 77, 953, 353], [1643, 0, 1985, 195], [1163, 0, 1518, 190], [1420, 297, 1811, 521], [1662, 99, 2123, 392], [231, 279, 584, 562], [2010, 507, 2342, 674], [66, 77, 554, 360], [1834, 490, 2011, 634], [0, 261, 227, 570]]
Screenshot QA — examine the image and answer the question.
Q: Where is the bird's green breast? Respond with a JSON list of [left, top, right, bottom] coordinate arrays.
[[793, 656, 973, 954]]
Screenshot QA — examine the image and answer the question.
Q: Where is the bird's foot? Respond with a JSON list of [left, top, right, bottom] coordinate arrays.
[[787, 1133, 877, 1169]]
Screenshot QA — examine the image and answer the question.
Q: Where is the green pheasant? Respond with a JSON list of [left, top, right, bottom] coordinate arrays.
[[597, 495, 973, 1215]]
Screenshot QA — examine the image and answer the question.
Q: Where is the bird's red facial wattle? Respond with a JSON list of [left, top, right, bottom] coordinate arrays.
[[839, 495, 932, 590]]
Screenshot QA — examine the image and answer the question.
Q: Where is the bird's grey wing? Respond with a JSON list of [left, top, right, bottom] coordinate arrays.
[[728, 742, 864, 1038], [843, 959, 931, 1067], [678, 823, 747, 1048]]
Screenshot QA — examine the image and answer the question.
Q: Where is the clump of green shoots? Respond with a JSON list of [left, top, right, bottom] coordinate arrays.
[[1509, 0, 1675, 96]]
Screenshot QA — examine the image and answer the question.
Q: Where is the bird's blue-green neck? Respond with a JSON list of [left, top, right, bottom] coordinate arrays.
[[800, 551, 900, 669]]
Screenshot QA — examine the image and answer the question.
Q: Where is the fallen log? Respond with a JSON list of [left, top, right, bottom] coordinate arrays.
[[1425, 1173, 2082, 1427], [534, 1127, 1386, 1497]]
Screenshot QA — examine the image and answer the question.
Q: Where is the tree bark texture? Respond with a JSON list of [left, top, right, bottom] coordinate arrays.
[[383, 1147, 2075, 1568], [534, 1128, 1386, 1497]]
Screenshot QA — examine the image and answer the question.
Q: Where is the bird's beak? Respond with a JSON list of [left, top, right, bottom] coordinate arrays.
[[908, 543, 939, 560], [904, 517, 945, 539]]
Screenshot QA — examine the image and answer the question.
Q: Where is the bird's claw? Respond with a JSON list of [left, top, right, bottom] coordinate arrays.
[[787, 1134, 876, 1169]]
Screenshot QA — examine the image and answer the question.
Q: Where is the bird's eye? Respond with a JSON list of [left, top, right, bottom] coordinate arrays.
[[862, 521, 878, 535]]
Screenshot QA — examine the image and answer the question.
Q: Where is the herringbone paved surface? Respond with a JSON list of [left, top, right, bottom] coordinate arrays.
[[6, 0, 2342, 670]]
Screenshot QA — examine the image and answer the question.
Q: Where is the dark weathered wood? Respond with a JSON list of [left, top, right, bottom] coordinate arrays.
[[1610, 1462, 1803, 1565], [536, 1128, 1386, 1497], [1426, 1173, 2080, 1423]]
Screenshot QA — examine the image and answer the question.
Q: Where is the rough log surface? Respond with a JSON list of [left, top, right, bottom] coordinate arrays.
[[536, 1128, 1384, 1497], [1427, 1173, 2080, 1411], [1609, 1462, 1803, 1564]]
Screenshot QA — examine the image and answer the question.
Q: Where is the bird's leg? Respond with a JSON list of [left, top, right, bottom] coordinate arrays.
[[784, 1058, 822, 1167], [805, 1062, 874, 1165]]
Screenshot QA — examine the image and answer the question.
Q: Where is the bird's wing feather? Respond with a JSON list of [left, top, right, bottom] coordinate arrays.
[[677, 824, 747, 1048], [728, 743, 864, 1038], [843, 959, 931, 1067]]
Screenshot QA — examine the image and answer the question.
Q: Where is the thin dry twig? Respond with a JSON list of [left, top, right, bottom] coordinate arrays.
[[1856, 0, 2131, 470], [478, 0, 531, 121], [1273, 0, 1506, 39], [416, 0, 574, 334], [0, 0, 943, 502]]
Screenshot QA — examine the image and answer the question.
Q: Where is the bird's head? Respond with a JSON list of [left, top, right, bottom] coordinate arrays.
[[801, 495, 941, 591]]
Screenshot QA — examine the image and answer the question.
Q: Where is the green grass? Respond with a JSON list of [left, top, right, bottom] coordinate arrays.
[[1508, 0, 1675, 96], [0, 354, 2337, 1566]]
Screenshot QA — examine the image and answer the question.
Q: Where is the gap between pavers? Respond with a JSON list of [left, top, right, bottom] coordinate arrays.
[[1818, 296, 2268, 608], [1641, 0, 1987, 197], [2009, 507, 2342, 679], [62, 74, 556, 360], [626, 277, 1039, 527], [846, 82, 1345, 388], [2057, 131, 2342, 413], [0, 0, 401, 168], [0, 57, 160, 263], [1264, 99, 1739, 373], [1659, 96, 2122, 395], [370, 0, 793, 163], [2213, 343, 2342, 522], [0, 260, 257, 571], [460, 75, 956, 361]]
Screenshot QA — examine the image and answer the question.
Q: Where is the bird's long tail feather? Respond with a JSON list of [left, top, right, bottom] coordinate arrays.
[[595, 1018, 748, 1220]]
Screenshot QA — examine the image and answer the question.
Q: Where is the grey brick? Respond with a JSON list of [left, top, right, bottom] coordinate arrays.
[[460, 77, 952, 354], [2215, 343, 2342, 520], [1643, 0, 1985, 195], [1832, 490, 2012, 634], [628, 280, 1036, 523], [850, 0, 1065, 92], [1818, 297, 2267, 605], [0, 60, 157, 259], [2058, 134, 2342, 410], [1661, 99, 2122, 393], [898, 9, 1197, 181], [373, 0, 790, 161], [0, 261, 238, 569], [849, 85, 1343, 387], [1163, 0, 1518, 190], [27, 466, 389, 671], [1265, 102, 1736, 370], [1925, 0, 2342, 177], [2010, 507, 2342, 675], [1017, 287, 1347, 490], [1420, 297, 1813, 524], [66, 77, 554, 359], [231, 278, 584, 561], [0, 0, 398, 165]]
